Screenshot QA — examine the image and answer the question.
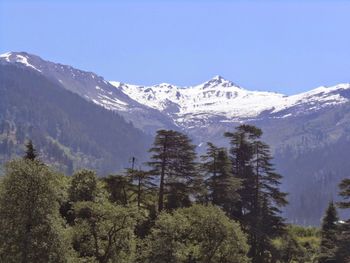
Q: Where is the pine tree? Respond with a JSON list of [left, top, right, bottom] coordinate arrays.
[[225, 125, 287, 263], [335, 222, 350, 263], [338, 179, 350, 209], [335, 178, 350, 262], [126, 168, 156, 209], [318, 201, 338, 263], [201, 142, 241, 214], [24, 140, 37, 161], [224, 125, 260, 221], [251, 140, 287, 262], [103, 174, 133, 206], [148, 130, 200, 212]]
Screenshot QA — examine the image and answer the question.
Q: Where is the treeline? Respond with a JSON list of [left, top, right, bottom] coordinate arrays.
[[0, 125, 349, 262]]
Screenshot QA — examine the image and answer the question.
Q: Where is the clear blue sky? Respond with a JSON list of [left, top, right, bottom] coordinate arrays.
[[1, 0, 350, 94]]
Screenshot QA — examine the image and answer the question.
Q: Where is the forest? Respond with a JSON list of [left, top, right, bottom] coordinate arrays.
[[0, 124, 349, 263], [0, 64, 151, 174]]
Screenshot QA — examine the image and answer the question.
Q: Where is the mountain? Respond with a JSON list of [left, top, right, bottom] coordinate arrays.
[[108, 75, 350, 225], [0, 57, 151, 175], [0, 52, 176, 134], [2, 51, 350, 225], [110, 75, 350, 128]]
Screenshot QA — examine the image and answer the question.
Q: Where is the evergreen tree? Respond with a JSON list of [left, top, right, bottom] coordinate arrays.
[[338, 178, 350, 209], [318, 201, 339, 263], [201, 142, 241, 214], [335, 222, 350, 263], [103, 174, 133, 206], [225, 124, 287, 263], [251, 141, 287, 262], [0, 159, 69, 262], [61, 169, 102, 225], [24, 140, 37, 161], [127, 168, 156, 209], [148, 130, 200, 212], [224, 125, 260, 221], [335, 178, 350, 262]]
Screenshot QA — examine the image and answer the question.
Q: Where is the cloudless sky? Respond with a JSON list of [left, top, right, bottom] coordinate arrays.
[[1, 0, 350, 94]]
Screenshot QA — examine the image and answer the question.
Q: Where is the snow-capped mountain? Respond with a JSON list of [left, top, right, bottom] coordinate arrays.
[[0, 52, 177, 133], [3, 51, 350, 225], [0, 51, 137, 111], [2, 51, 350, 133], [110, 75, 350, 128]]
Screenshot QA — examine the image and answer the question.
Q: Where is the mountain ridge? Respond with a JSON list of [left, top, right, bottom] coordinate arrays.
[[2, 51, 350, 225], [2, 51, 350, 133], [109, 78, 350, 126]]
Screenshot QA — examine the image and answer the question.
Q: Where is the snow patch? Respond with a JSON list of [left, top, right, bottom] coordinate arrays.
[[109, 78, 350, 124], [0, 52, 11, 62], [15, 54, 42, 72]]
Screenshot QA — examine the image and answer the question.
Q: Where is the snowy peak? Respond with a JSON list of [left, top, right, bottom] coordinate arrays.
[[0, 51, 139, 111], [2, 51, 350, 131], [110, 78, 350, 127], [0, 51, 43, 72], [0, 52, 178, 133], [199, 75, 239, 89], [109, 75, 249, 115]]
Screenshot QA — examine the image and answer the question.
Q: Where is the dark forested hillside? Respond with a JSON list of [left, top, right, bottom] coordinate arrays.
[[0, 63, 151, 174], [254, 105, 350, 225], [275, 139, 350, 226]]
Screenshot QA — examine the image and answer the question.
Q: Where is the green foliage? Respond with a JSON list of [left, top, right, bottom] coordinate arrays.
[[69, 169, 100, 202], [0, 126, 304, 262], [273, 225, 320, 263], [0, 159, 70, 262], [103, 174, 133, 206], [148, 130, 200, 212], [24, 139, 37, 161], [335, 221, 350, 263], [225, 125, 288, 263], [318, 202, 339, 263], [335, 177, 350, 262], [127, 169, 157, 210], [201, 142, 241, 214], [140, 204, 250, 263], [338, 178, 350, 209], [72, 201, 137, 263], [272, 233, 304, 263], [0, 64, 150, 174]]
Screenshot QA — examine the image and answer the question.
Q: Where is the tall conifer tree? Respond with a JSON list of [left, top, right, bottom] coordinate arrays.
[[24, 140, 37, 161], [148, 130, 200, 212], [225, 124, 287, 263], [335, 179, 350, 262], [318, 201, 338, 263], [201, 142, 240, 214]]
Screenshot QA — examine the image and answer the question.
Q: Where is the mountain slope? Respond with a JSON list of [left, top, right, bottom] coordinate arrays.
[[109, 74, 350, 225], [0, 52, 177, 134], [2, 51, 350, 225], [110, 75, 350, 128], [0, 62, 151, 174]]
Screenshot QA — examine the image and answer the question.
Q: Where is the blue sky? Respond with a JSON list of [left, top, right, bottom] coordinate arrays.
[[1, 0, 350, 94]]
